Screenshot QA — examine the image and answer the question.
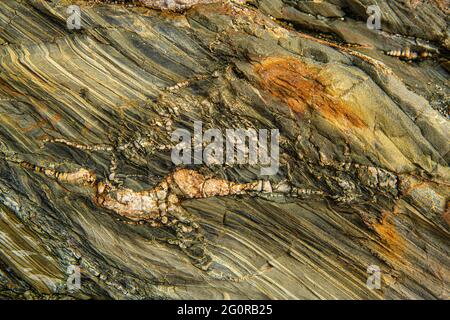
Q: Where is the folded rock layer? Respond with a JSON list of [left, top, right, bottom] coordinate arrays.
[[0, 0, 448, 299]]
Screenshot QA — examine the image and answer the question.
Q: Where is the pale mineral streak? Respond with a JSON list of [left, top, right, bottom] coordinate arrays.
[[138, 0, 222, 11]]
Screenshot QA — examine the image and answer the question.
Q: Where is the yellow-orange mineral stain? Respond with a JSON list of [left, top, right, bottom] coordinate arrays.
[[373, 211, 406, 261], [254, 57, 366, 129]]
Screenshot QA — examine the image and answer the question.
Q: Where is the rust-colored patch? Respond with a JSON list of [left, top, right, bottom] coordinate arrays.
[[254, 57, 366, 128], [373, 211, 405, 260], [186, 0, 234, 15], [407, 0, 449, 12], [443, 199, 450, 227], [0, 77, 22, 98]]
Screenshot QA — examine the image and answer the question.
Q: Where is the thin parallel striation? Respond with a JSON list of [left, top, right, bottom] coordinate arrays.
[[0, 0, 448, 299]]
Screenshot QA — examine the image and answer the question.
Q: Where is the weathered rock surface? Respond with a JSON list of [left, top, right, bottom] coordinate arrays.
[[0, 0, 448, 299]]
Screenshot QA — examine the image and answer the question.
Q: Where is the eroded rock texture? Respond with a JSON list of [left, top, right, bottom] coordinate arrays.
[[0, 0, 449, 299]]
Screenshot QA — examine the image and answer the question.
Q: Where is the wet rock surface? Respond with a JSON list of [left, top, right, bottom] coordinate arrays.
[[0, 0, 448, 299]]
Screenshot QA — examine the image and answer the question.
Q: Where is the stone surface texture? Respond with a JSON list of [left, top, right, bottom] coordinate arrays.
[[0, 0, 449, 299]]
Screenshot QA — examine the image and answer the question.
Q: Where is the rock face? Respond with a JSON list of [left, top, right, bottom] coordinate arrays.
[[0, 0, 448, 299]]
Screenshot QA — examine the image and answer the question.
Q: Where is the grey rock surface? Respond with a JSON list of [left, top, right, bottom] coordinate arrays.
[[0, 0, 448, 299]]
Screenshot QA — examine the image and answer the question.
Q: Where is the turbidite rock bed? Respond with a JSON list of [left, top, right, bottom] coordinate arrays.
[[0, 0, 449, 299]]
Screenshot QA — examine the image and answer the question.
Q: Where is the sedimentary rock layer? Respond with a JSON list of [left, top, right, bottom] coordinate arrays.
[[0, 0, 448, 299]]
